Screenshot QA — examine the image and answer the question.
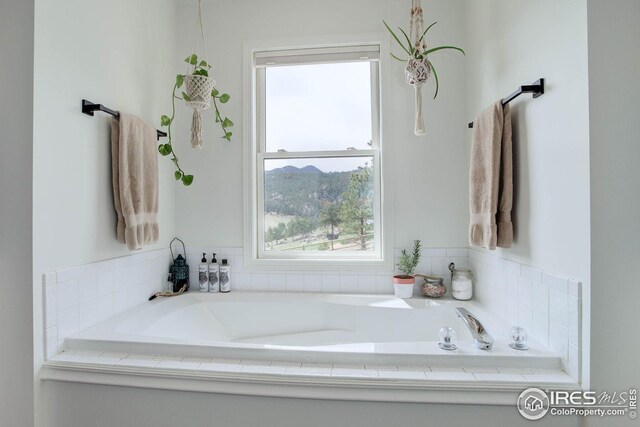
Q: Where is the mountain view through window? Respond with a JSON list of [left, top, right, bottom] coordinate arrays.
[[263, 158, 374, 252]]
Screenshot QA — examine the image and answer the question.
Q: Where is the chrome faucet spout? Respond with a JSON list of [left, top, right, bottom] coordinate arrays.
[[455, 307, 494, 350]]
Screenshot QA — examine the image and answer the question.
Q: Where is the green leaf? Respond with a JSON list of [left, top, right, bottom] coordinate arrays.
[[160, 115, 171, 127], [185, 54, 198, 65], [176, 74, 184, 88], [193, 68, 209, 77], [429, 61, 440, 99], [425, 45, 465, 56], [390, 52, 407, 62], [223, 131, 232, 141], [222, 118, 234, 128], [158, 145, 170, 156], [211, 88, 219, 97], [397, 26, 416, 55], [182, 92, 191, 102], [163, 143, 172, 154], [174, 170, 182, 180], [383, 21, 412, 56], [199, 60, 208, 68], [219, 93, 230, 103], [418, 22, 438, 44], [181, 175, 194, 186]]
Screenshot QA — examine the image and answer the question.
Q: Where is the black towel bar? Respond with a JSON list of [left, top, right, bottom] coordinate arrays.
[[82, 99, 167, 140], [468, 78, 544, 128]]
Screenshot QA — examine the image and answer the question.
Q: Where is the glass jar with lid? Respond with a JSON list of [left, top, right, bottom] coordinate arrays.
[[417, 274, 446, 298], [449, 263, 474, 300]]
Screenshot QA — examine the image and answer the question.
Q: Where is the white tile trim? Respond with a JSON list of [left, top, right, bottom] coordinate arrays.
[[43, 350, 577, 405]]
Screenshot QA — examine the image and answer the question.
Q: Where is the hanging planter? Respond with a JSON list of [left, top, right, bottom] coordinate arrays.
[[183, 57, 216, 149], [157, 0, 233, 186], [184, 75, 214, 111], [405, 58, 431, 135], [384, 0, 465, 135]]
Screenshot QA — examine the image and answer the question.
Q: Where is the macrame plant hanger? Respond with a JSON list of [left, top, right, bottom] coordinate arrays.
[[405, 0, 430, 135], [185, 0, 215, 148]]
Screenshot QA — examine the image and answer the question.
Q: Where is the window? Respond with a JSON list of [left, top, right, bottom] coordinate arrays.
[[247, 45, 385, 265]]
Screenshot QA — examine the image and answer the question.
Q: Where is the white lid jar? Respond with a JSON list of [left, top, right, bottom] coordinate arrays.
[[451, 267, 473, 301]]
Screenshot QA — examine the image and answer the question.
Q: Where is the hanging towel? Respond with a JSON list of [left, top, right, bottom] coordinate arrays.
[[469, 101, 513, 249], [111, 113, 159, 251]]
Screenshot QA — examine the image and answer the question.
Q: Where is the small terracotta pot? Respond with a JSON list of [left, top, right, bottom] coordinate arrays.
[[393, 275, 415, 299]]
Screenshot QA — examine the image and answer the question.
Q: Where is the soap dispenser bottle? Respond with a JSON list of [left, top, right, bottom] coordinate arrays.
[[198, 253, 208, 292], [208, 253, 220, 293], [220, 259, 231, 293]]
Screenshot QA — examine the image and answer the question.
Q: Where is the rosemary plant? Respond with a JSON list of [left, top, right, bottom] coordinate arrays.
[[396, 240, 422, 277]]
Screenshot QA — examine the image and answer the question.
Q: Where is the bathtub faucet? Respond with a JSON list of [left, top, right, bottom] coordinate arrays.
[[455, 307, 494, 350]]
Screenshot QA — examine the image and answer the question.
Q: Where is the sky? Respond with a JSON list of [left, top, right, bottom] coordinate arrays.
[[264, 61, 373, 173]]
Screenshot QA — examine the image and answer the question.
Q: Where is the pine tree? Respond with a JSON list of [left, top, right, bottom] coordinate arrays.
[[320, 201, 342, 250], [339, 164, 374, 250]]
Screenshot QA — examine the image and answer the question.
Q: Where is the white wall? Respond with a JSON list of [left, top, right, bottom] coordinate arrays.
[[587, 1, 640, 424], [0, 1, 35, 426], [173, 0, 470, 251], [464, 0, 590, 283], [32, 0, 179, 424], [33, 0, 178, 276]]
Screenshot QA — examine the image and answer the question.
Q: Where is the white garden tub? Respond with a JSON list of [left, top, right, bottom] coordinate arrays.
[[66, 292, 559, 368]]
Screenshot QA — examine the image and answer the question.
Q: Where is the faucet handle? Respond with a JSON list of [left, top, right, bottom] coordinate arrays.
[[439, 327, 458, 351], [509, 326, 529, 351]]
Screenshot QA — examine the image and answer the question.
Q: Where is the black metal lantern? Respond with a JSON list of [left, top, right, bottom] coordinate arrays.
[[169, 238, 189, 292]]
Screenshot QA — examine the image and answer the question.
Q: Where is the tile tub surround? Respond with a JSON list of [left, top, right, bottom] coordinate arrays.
[[183, 246, 470, 295], [42, 248, 171, 359], [42, 245, 583, 383], [467, 249, 582, 381]]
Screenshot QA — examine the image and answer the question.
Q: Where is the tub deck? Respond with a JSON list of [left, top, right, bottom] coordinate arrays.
[[43, 292, 578, 404], [64, 292, 559, 368]]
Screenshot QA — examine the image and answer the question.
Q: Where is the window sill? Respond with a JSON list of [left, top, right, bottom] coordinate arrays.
[[242, 255, 394, 272]]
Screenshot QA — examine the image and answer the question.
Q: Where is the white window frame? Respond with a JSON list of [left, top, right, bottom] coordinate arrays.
[[243, 37, 393, 271]]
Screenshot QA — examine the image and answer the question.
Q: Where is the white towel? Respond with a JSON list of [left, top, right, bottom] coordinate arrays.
[[111, 113, 159, 250]]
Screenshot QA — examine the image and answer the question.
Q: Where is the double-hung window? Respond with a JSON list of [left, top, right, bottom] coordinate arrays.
[[248, 44, 384, 266]]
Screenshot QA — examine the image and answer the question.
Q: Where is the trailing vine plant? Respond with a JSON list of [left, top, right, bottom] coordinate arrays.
[[158, 53, 233, 186]]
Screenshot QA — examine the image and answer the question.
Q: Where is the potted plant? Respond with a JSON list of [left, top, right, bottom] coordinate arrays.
[[158, 53, 233, 186], [394, 240, 422, 299]]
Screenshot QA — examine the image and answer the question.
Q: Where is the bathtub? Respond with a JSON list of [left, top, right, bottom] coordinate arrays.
[[65, 292, 559, 369]]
